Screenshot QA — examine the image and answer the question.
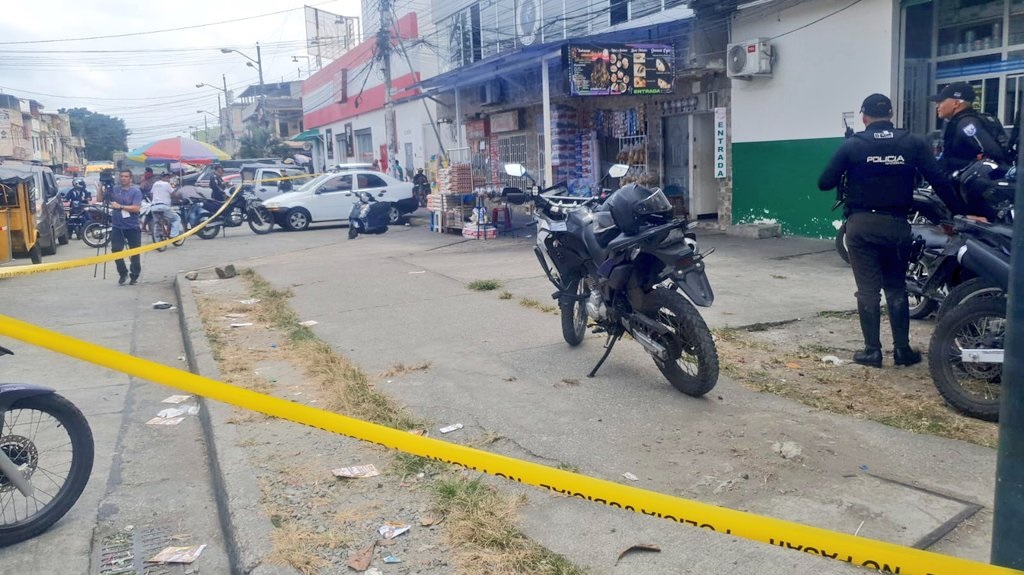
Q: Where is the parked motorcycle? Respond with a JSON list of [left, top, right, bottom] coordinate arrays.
[[188, 187, 274, 239], [80, 204, 113, 249], [927, 216, 1011, 421], [347, 191, 391, 239], [0, 346, 94, 546], [503, 163, 719, 397]]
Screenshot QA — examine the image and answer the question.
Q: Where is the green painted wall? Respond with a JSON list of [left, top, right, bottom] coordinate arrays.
[[732, 137, 846, 238]]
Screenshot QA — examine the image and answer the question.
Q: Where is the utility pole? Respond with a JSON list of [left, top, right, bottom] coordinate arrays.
[[202, 115, 209, 143], [992, 123, 1024, 570], [378, 0, 398, 177], [256, 42, 265, 88], [222, 73, 234, 156]]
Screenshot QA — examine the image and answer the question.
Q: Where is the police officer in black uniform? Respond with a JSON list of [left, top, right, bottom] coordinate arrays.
[[931, 81, 1010, 219], [819, 94, 966, 368], [931, 81, 1008, 174]]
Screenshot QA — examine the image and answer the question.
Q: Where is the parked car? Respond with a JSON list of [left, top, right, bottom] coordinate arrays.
[[263, 170, 418, 231], [239, 164, 312, 202], [4, 161, 70, 256]]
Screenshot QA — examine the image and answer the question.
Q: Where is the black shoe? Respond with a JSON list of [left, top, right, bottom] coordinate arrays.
[[129, 277, 138, 286], [118, 275, 127, 286], [893, 347, 922, 367], [853, 348, 883, 368]]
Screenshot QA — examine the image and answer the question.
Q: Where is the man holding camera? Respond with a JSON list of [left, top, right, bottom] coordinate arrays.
[[100, 169, 144, 286]]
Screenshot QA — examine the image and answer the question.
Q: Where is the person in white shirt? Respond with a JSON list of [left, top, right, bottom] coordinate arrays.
[[150, 173, 183, 237]]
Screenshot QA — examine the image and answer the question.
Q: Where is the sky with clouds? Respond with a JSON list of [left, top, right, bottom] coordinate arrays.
[[0, 0, 364, 149]]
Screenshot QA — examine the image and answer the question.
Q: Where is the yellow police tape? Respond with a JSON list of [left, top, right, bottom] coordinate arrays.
[[0, 314, 1016, 575], [0, 183, 245, 279]]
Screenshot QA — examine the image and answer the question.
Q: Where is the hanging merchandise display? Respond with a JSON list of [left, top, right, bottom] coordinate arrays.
[[551, 105, 578, 186]]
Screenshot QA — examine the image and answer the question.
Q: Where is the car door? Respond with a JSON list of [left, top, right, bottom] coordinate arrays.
[[254, 169, 281, 202], [307, 173, 354, 221], [354, 172, 390, 201]]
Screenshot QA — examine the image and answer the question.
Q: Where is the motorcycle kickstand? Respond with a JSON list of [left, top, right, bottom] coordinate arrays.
[[588, 332, 621, 378]]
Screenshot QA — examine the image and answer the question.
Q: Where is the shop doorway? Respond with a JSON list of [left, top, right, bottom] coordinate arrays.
[[663, 115, 689, 214], [663, 114, 718, 220], [691, 113, 718, 219], [354, 128, 373, 163]]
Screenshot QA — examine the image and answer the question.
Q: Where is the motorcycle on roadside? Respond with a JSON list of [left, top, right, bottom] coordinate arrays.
[[187, 186, 274, 239], [502, 163, 719, 397], [927, 215, 1011, 422], [0, 346, 94, 546], [347, 191, 391, 239]]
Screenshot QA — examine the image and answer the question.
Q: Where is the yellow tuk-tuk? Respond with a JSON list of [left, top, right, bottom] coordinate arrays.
[[0, 165, 43, 264]]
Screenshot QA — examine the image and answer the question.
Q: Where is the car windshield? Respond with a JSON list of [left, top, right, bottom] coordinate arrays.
[[291, 172, 334, 193]]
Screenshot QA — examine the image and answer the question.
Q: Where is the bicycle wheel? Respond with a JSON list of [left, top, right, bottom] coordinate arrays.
[[0, 393, 94, 546], [150, 215, 167, 252]]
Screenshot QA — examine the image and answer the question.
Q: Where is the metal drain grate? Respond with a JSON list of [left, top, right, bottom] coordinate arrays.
[[96, 527, 196, 575]]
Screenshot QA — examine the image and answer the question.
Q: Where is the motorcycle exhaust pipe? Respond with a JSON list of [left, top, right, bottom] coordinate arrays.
[[957, 238, 1009, 291]]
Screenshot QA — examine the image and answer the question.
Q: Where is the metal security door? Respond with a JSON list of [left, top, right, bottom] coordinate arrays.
[[663, 115, 690, 211], [498, 134, 529, 190], [690, 113, 718, 219]]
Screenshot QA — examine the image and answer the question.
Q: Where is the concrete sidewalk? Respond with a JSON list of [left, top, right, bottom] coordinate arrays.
[[179, 222, 999, 575]]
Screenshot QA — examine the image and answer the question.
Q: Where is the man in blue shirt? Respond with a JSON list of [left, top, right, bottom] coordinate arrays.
[[103, 169, 144, 285]]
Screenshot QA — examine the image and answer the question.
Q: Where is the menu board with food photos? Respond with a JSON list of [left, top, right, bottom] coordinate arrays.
[[565, 43, 674, 96]]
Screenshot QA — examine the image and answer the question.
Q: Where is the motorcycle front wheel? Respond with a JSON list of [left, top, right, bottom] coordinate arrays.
[[560, 278, 588, 346], [641, 288, 719, 397], [928, 296, 1005, 422], [0, 393, 94, 547], [248, 205, 274, 235], [81, 222, 111, 248]]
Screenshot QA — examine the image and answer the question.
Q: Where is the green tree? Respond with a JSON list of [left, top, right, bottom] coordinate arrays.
[[238, 127, 289, 159], [60, 107, 129, 161]]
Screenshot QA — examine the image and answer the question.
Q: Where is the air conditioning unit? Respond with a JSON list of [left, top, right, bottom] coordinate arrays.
[[480, 81, 503, 106], [726, 39, 773, 78]]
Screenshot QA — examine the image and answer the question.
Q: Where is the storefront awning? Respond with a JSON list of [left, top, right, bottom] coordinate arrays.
[[418, 17, 693, 93], [290, 128, 321, 142]]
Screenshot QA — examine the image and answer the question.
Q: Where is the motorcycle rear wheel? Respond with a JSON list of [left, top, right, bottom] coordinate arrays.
[[81, 222, 111, 248], [935, 277, 1002, 322], [560, 278, 588, 346], [641, 288, 719, 397], [0, 393, 94, 547], [928, 296, 1005, 422], [248, 205, 274, 234]]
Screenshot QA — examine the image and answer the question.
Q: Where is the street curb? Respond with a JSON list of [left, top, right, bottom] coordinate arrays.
[[174, 273, 298, 575]]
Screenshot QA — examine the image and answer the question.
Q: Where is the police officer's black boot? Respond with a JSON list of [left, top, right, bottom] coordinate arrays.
[[854, 300, 883, 368], [887, 295, 922, 367]]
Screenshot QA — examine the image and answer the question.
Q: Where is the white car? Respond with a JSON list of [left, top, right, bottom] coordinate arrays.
[[263, 170, 419, 231]]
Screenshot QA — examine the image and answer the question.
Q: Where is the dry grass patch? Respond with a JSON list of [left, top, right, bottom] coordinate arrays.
[[714, 319, 998, 448], [267, 522, 348, 575], [433, 474, 586, 575], [468, 279, 503, 291], [379, 361, 432, 378]]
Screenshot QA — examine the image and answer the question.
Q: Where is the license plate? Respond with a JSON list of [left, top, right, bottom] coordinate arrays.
[[549, 221, 567, 232]]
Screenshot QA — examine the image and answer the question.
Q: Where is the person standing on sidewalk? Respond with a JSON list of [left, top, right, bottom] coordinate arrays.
[[818, 93, 965, 368], [101, 169, 144, 286]]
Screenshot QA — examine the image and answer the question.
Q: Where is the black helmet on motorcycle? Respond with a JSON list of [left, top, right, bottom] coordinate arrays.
[[604, 183, 673, 235], [957, 159, 1008, 207]]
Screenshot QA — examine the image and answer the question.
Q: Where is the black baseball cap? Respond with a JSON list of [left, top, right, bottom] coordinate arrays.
[[860, 93, 893, 117], [159, 172, 171, 178], [929, 81, 975, 102]]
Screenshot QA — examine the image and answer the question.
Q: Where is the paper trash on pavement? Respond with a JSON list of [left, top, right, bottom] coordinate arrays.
[[162, 395, 192, 404], [622, 472, 639, 481], [146, 417, 184, 426], [238, 298, 261, 305], [157, 408, 186, 419], [378, 522, 411, 539], [345, 541, 376, 571], [332, 464, 381, 479], [151, 301, 173, 310], [439, 423, 463, 434], [147, 544, 207, 564], [299, 320, 319, 327], [383, 555, 402, 563]]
